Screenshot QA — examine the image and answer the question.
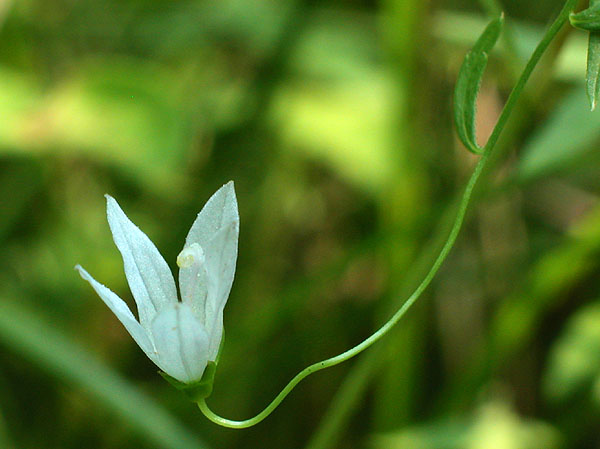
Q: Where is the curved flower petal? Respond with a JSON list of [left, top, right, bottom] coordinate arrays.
[[177, 243, 209, 323], [106, 195, 178, 330], [75, 265, 157, 363], [184, 181, 239, 252], [151, 302, 210, 383], [183, 183, 238, 357], [203, 221, 238, 358], [206, 308, 224, 361]]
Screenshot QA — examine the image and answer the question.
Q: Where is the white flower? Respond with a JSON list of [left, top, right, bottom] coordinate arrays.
[[76, 182, 239, 384]]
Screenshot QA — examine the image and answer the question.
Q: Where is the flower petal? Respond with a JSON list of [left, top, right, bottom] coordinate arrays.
[[105, 195, 178, 331], [151, 302, 210, 383], [183, 183, 239, 358], [177, 243, 209, 324], [184, 181, 239, 252], [203, 221, 238, 358], [75, 265, 157, 363]]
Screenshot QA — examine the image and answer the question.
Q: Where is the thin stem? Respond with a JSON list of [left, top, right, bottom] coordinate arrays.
[[482, 0, 578, 154], [198, 0, 578, 429]]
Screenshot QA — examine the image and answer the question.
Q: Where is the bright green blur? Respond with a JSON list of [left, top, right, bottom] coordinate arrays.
[[1, 0, 600, 448]]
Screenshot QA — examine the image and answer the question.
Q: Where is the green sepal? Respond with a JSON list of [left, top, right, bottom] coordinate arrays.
[[454, 14, 504, 154], [159, 361, 218, 402], [570, 3, 600, 32], [159, 334, 225, 402]]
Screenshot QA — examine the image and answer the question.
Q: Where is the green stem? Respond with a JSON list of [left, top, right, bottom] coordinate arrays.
[[198, 0, 578, 429]]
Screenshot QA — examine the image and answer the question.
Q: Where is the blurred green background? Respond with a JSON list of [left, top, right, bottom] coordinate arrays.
[[1, 0, 600, 448]]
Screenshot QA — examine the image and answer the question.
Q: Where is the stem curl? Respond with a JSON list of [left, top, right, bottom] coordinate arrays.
[[198, 0, 579, 429]]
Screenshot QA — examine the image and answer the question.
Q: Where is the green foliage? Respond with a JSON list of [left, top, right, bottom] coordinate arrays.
[[453, 15, 503, 154], [0, 296, 208, 449], [586, 32, 600, 110], [373, 401, 561, 449], [517, 86, 600, 180], [1, 0, 600, 448], [570, 0, 600, 110], [570, 2, 600, 32], [544, 301, 600, 403]]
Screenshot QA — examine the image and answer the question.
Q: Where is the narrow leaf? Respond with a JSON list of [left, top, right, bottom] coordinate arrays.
[[0, 297, 209, 449], [580, 0, 600, 110], [516, 86, 600, 181], [587, 32, 600, 110], [454, 14, 504, 154], [570, 2, 600, 32]]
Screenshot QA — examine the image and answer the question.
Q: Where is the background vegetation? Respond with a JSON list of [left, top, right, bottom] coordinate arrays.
[[1, 0, 600, 447]]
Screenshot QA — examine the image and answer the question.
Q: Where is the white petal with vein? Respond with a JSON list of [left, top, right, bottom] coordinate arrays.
[[185, 182, 239, 251], [106, 195, 178, 330], [75, 265, 157, 363], [203, 221, 238, 359], [178, 243, 210, 324], [151, 302, 210, 383]]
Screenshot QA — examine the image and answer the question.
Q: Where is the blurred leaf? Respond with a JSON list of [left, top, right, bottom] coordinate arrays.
[[372, 401, 560, 449], [270, 73, 397, 193], [433, 11, 588, 82], [373, 421, 465, 449], [288, 10, 378, 80], [132, 0, 292, 57], [516, 86, 600, 181], [453, 15, 503, 154], [0, 60, 193, 194], [543, 301, 600, 403], [305, 348, 382, 449], [0, 158, 43, 240], [444, 203, 600, 408], [570, 2, 600, 32], [0, 296, 209, 449], [0, 407, 10, 449], [465, 402, 560, 449], [492, 203, 600, 357]]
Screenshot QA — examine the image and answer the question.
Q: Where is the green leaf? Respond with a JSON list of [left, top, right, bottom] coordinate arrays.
[[577, 1, 600, 110], [0, 297, 209, 449], [516, 86, 600, 181], [586, 32, 600, 110], [0, 408, 11, 449], [372, 401, 560, 449], [570, 2, 600, 32], [453, 14, 504, 154], [543, 301, 600, 403], [0, 61, 192, 195]]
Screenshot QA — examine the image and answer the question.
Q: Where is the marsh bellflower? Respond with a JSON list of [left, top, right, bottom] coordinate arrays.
[[76, 182, 238, 390]]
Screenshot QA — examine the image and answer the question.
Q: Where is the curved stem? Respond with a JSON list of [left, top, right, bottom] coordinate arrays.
[[199, 149, 487, 430], [481, 0, 578, 154], [198, 0, 578, 429]]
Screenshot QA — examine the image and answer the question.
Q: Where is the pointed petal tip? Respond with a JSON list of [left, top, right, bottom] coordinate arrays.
[[222, 180, 236, 195], [213, 180, 239, 212], [74, 264, 86, 277], [74, 265, 96, 283], [104, 195, 122, 217], [104, 194, 118, 208]]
